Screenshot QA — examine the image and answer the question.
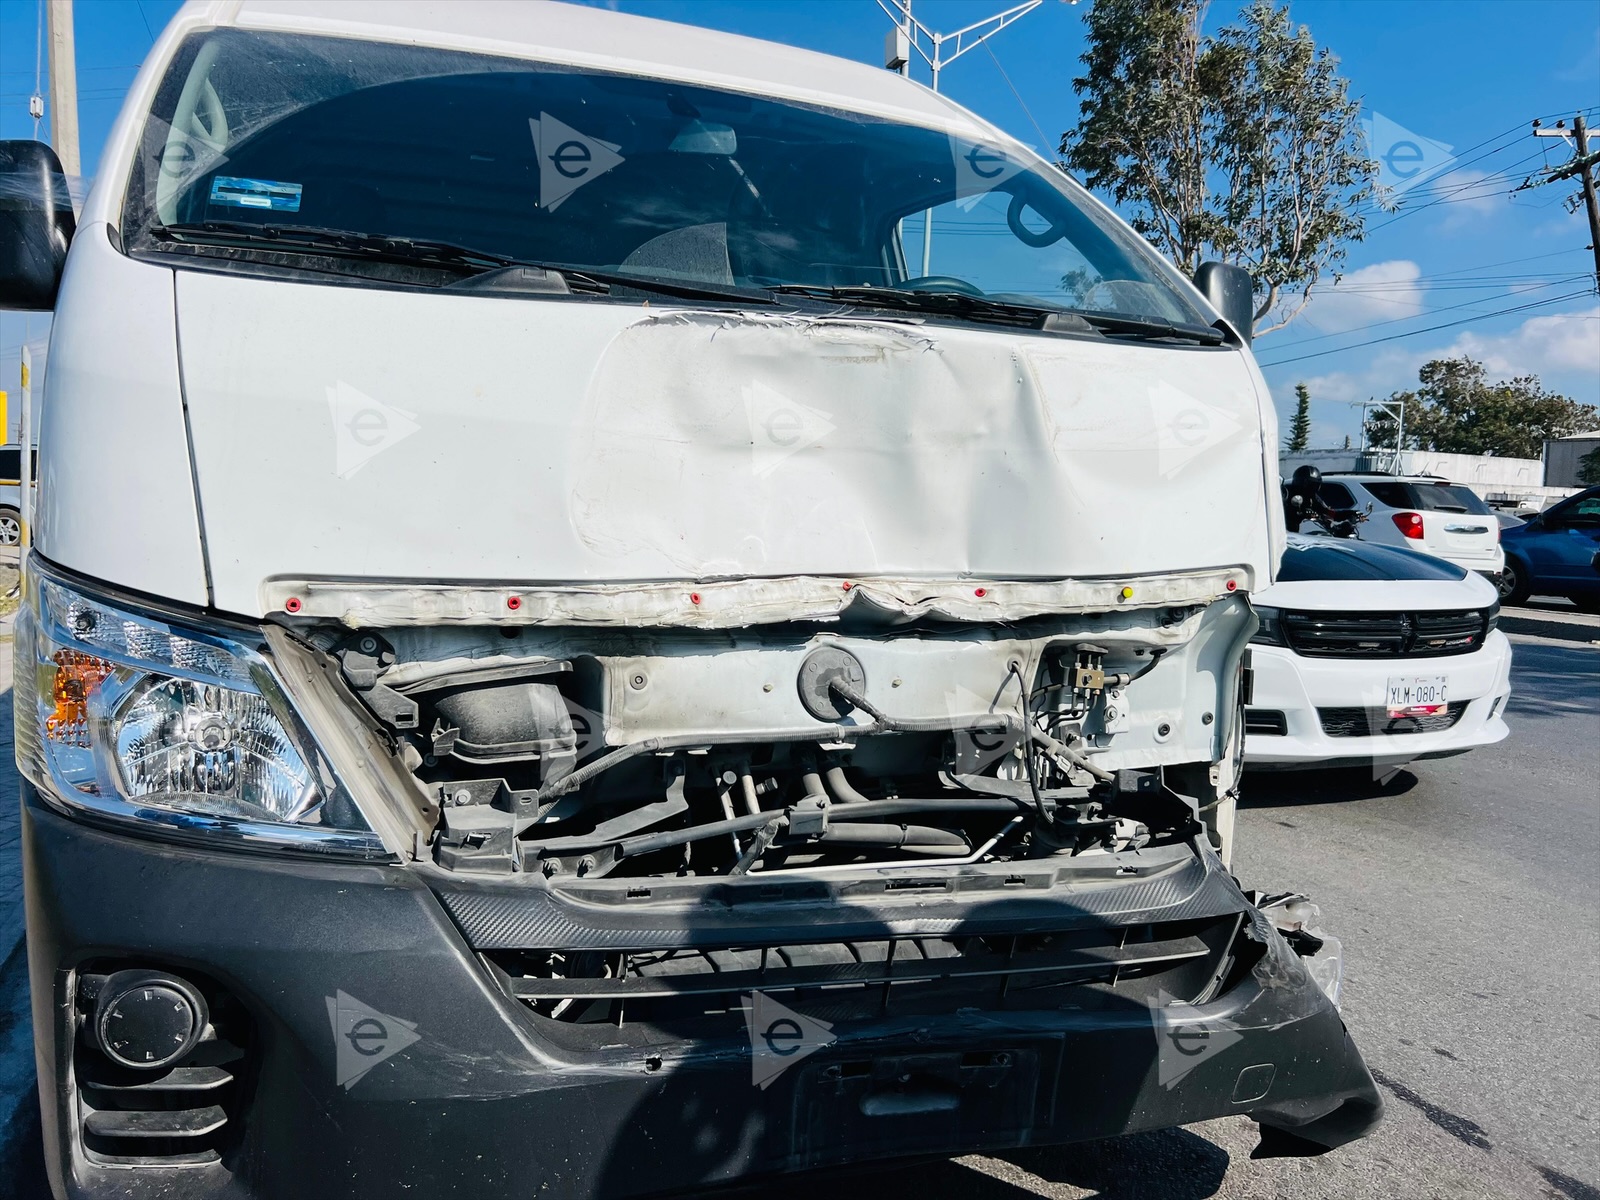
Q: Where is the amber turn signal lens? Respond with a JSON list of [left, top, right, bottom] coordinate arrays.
[[46, 649, 115, 746]]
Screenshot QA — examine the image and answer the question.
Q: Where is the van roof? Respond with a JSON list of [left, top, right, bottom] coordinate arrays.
[[195, 0, 994, 138]]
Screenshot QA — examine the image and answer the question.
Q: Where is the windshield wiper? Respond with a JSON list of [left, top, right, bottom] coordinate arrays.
[[1075, 310, 1227, 345], [147, 221, 777, 305], [148, 221, 521, 273], [767, 284, 1049, 329], [767, 285, 1226, 344]]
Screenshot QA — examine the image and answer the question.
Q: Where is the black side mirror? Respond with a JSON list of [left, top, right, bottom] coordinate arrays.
[[1193, 261, 1255, 345], [0, 140, 76, 310]]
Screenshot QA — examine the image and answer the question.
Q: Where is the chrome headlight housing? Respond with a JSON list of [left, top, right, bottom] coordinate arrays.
[[16, 558, 387, 857]]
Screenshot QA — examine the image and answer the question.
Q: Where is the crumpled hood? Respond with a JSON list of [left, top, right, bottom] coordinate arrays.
[[173, 270, 1276, 617]]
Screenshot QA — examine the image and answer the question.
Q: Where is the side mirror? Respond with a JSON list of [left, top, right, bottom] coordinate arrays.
[[0, 140, 76, 310], [1193, 261, 1255, 345]]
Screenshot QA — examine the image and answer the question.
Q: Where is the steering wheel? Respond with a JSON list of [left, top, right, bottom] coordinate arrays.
[[899, 275, 986, 297], [1007, 192, 1070, 248]]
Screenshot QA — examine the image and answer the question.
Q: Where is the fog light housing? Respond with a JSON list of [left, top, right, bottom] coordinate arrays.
[[91, 970, 209, 1071]]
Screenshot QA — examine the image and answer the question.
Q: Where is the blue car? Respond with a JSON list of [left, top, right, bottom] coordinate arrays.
[[1499, 485, 1600, 609]]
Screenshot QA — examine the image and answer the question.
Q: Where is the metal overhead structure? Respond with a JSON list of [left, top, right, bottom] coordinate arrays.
[[1357, 399, 1406, 475], [876, 0, 1045, 274]]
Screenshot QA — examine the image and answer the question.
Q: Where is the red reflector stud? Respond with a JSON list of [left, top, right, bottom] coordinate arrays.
[[1391, 512, 1425, 540], [1226, 579, 1238, 592], [689, 592, 702, 605], [507, 596, 522, 611], [284, 597, 302, 614], [974, 587, 988, 598]]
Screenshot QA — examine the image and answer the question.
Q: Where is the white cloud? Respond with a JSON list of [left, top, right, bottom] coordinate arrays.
[[1442, 305, 1600, 379], [1291, 260, 1426, 335]]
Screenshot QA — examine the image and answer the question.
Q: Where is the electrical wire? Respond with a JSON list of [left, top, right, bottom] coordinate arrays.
[[1256, 289, 1596, 367], [982, 39, 1052, 153]]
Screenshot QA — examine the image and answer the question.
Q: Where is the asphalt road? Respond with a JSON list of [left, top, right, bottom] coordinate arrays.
[[0, 613, 1595, 1199]]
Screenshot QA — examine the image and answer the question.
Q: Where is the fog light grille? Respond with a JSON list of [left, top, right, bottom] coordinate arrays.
[[74, 966, 251, 1166]]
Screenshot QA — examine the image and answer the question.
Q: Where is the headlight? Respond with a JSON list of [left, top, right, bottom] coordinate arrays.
[[1249, 605, 1283, 646], [16, 559, 387, 856]]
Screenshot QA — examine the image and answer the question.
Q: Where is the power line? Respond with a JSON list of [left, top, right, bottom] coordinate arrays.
[[980, 38, 1051, 152], [1260, 274, 1591, 352], [1256, 289, 1596, 367]]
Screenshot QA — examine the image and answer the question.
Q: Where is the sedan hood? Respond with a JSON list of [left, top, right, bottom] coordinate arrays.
[[174, 271, 1275, 617]]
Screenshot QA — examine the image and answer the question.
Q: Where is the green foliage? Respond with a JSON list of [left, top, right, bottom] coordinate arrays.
[[1062, 0, 1377, 335], [1362, 357, 1598, 460], [1285, 381, 1313, 451], [1578, 446, 1600, 486]]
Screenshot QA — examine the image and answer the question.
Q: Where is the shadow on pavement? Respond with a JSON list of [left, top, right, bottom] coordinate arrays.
[[988, 1126, 1230, 1198], [1238, 766, 1418, 809], [1503, 641, 1600, 724], [0, 937, 49, 1199], [712, 1126, 1229, 1200]]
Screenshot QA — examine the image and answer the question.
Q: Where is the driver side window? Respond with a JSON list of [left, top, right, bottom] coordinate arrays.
[[1554, 497, 1600, 527]]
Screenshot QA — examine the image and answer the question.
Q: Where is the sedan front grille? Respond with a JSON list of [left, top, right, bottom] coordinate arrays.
[[1283, 609, 1490, 659], [1317, 701, 1469, 738]]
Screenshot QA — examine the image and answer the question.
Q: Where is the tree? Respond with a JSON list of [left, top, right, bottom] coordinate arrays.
[[1284, 382, 1313, 451], [1579, 447, 1600, 486], [1362, 357, 1598, 460], [1062, 0, 1378, 335]]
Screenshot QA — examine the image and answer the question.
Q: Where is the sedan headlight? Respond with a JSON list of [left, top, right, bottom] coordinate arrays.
[[1250, 604, 1284, 646], [16, 559, 386, 856]]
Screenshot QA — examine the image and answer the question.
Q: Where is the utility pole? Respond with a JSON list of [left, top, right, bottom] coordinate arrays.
[[1525, 115, 1600, 291], [877, 0, 1044, 274], [1573, 116, 1600, 291], [46, 0, 80, 180]]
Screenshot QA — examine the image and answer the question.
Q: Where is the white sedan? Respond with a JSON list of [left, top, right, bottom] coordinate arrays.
[[1245, 534, 1511, 769]]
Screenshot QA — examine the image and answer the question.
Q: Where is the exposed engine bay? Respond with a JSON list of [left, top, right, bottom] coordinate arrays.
[[305, 595, 1252, 879]]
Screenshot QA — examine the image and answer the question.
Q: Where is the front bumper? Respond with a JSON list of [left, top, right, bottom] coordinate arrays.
[[23, 784, 1380, 1200], [1244, 632, 1512, 768]]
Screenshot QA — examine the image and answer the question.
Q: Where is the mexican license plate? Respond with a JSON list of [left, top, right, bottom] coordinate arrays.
[[1387, 674, 1448, 716]]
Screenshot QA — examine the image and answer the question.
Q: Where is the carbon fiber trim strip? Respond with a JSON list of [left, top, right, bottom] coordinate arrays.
[[433, 852, 1241, 950]]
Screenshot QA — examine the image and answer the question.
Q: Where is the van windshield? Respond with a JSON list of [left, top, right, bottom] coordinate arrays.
[[124, 30, 1211, 327]]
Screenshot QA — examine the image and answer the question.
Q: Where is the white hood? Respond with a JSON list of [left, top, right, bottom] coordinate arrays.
[[165, 271, 1275, 617]]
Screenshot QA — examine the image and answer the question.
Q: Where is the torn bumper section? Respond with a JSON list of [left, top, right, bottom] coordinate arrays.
[[26, 788, 1378, 1200]]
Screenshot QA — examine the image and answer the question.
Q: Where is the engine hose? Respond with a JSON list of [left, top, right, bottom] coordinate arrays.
[[824, 765, 872, 804]]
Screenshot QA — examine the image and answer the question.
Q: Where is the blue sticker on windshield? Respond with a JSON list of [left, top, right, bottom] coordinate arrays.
[[209, 176, 303, 212]]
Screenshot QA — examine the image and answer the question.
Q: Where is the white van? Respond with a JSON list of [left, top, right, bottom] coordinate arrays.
[[3, 3, 1378, 1196]]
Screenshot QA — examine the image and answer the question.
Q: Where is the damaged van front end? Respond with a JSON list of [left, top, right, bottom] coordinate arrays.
[[10, 4, 1377, 1197]]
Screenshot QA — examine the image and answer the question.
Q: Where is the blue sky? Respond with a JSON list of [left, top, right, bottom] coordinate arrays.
[[2, 0, 1597, 448]]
